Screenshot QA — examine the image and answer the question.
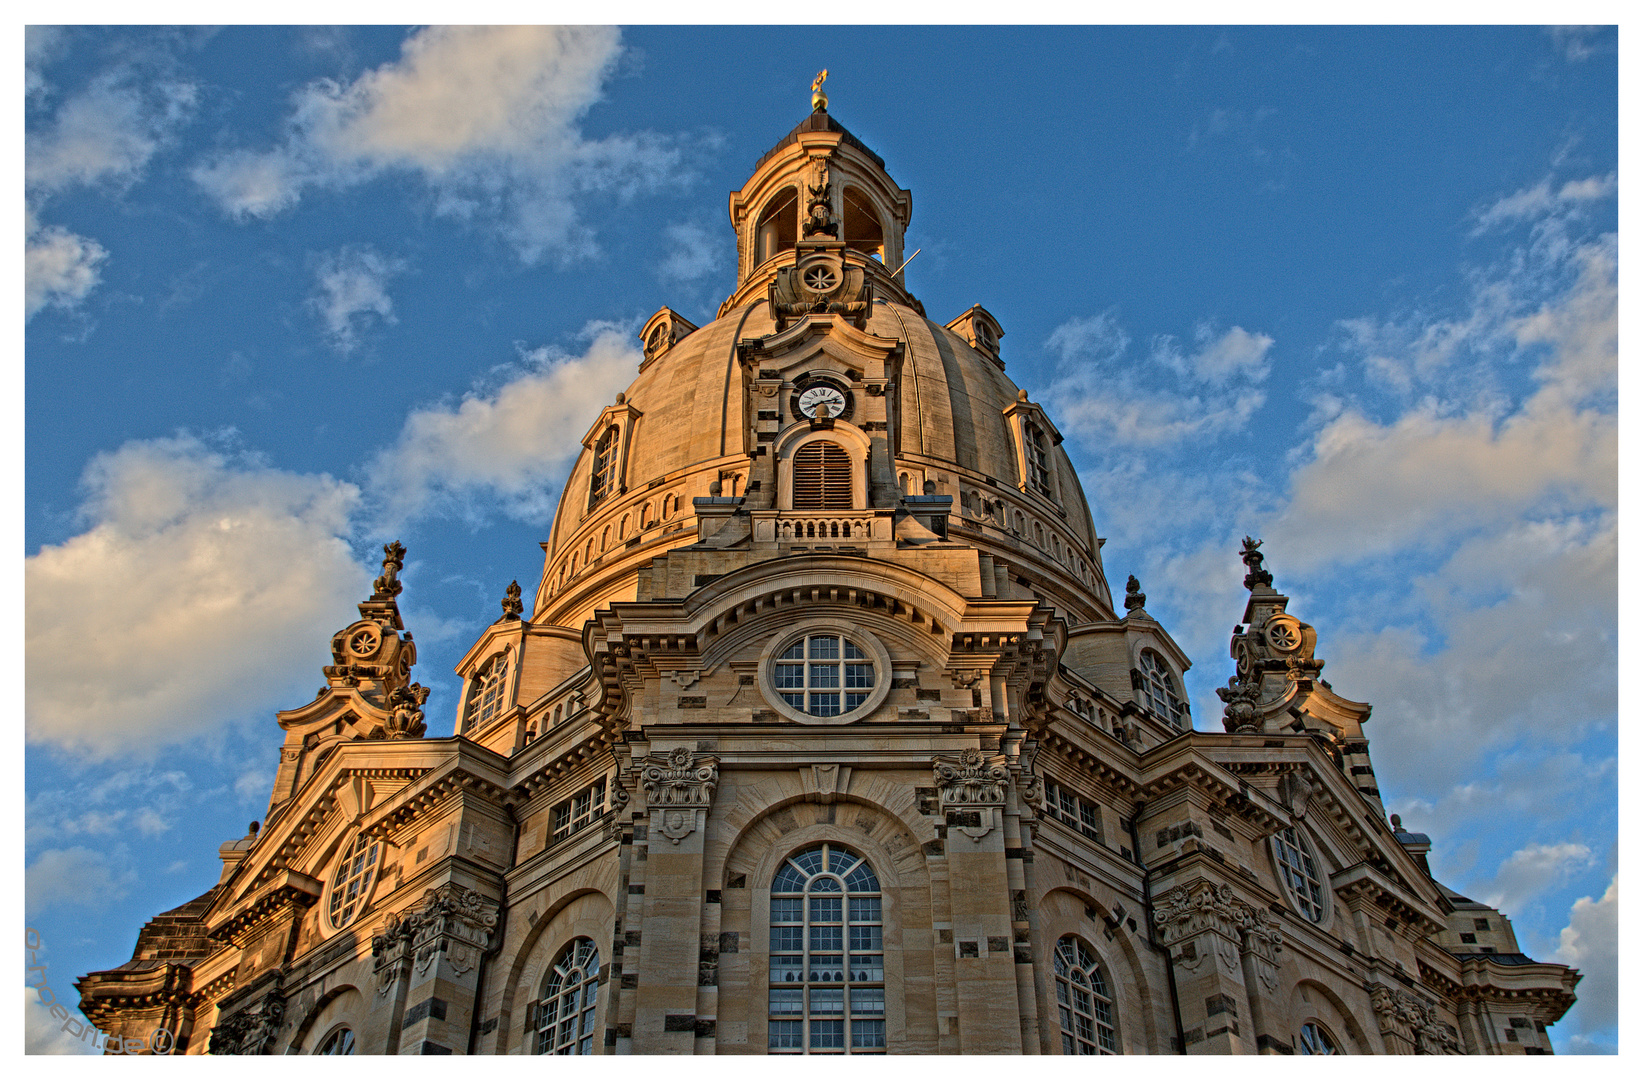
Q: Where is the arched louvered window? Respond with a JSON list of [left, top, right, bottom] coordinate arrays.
[[588, 428, 618, 509], [1054, 936, 1117, 1054], [792, 441, 853, 510]]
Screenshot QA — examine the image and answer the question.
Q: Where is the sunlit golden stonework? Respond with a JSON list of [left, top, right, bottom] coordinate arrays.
[[79, 94, 1577, 1056]]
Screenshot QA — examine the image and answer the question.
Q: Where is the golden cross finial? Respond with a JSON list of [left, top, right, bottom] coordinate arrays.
[[811, 69, 828, 112]]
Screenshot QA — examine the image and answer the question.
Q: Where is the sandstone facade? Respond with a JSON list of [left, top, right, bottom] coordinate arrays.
[[78, 96, 1578, 1056]]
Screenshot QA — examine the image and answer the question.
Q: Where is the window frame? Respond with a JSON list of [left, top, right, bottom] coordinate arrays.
[[1297, 1021, 1340, 1055], [1136, 649, 1189, 730], [758, 621, 893, 726], [326, 832, 382, 931], [315, 1026, 356, 1055], [1053, 935, 1118, 1054], [462, 647, 512, 735], [587, 427, 619, 511], [535, 937, 602, 1055], [1271, 825, 1331, 925], [765, 842, 886, 1055]]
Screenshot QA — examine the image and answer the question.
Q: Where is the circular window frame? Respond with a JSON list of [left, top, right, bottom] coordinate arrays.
[[325, 831, 383, 932], [1269, 824, 1333, 927], [758, 620, 893, 726]]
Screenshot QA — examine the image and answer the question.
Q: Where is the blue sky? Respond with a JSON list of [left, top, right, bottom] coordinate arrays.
[[22, 24, 1618, 1054]]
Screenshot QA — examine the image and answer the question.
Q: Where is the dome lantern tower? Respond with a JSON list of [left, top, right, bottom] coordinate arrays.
[[721, 77, 917, 318]]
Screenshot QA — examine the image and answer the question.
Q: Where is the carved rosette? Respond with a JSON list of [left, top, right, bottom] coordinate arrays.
[[933, 748, 1007, 807], [932, 748, 1008, 842], [638, 747, 719, 844], [1370, 985, 1462, 1055], [207, 984, 285, 1055], [371, 885, 499, 991], [1154, 881, 1241, 946]]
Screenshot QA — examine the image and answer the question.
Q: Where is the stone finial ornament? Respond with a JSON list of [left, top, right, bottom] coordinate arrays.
[[374, 540, 407, 599], [501, 579, 523, 620], [1240, 535, 1273, 591], [385, 682, 430, 739], [811, 68, 828, 112], [1124, 574, 1146, 611], [1217, 677, 1261, 733]]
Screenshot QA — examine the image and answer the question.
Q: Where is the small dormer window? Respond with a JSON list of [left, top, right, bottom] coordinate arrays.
[[464, 648, 511, 734], [1025, 423, 1052, 496], [1137, 650, 1188, 729], [589, 428, 618, 509]]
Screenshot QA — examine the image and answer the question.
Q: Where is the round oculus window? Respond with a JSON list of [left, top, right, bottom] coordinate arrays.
[[759, 623, 893, 725]]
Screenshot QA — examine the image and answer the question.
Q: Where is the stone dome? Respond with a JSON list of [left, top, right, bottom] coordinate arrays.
[[534, 110, 1110, 631]]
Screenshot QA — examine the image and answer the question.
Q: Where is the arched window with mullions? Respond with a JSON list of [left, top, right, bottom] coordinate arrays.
[[463, 648, 510, 735], [767, 843, 885, 1054], [588, 428, 618, 510], [536, 938, 601, 1055], [1024, 422, 1053, 495], [1053, 936, 1117, 1054], [1138, 650, 1189, 730], [316, 1028, 355, 1055], [1297, 1021, 1340, 1054]]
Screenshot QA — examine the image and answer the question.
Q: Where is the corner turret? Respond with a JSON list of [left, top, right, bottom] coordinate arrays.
[[1217, 537, 1384, 810], [263, 542, 429, 822]]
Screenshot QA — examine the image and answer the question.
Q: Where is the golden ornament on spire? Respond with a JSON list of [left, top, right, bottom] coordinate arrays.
[[811, 69, 828, 112]]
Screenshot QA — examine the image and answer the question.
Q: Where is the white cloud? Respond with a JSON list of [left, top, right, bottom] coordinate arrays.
[[658, 220, 726, 285], [25, 220, 107, 319], [367, 325, 640, 525], [1478, 841, 1595, 916], [25, 53, 198, 318], [24, 988, 97, 1056], [236, 767, 273, 804], [1547, 26, 1600, 62], [1156, 324, 1273, 384], [1473, 172, 1615, 232], [26, 768, 195, 847], [307, 245, 407, 353], [192, 26, 688, 263], [25, 26, 65, 99], [26, 435, 370, 759], [25, 847, 134, 916], [1554, 877, 1617, 1038], [26, 69, 196, 195], [1045, 314, 1271, 446], [1273, 237, 1614, 572]]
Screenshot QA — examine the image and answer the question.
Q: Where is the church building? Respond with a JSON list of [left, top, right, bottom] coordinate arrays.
[[78, 83, 1579, 1056]]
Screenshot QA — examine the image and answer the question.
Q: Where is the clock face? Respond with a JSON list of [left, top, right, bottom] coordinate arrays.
[[798, 385, 847, 419]]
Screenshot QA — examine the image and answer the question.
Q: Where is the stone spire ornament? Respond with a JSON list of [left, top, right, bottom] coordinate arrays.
[[1240, 535, 1273, 591], [1124, 574, 1147, 612], [501, 580, 523, 621], [811, 68, 828, 112], [374, 540, 407, 599]]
